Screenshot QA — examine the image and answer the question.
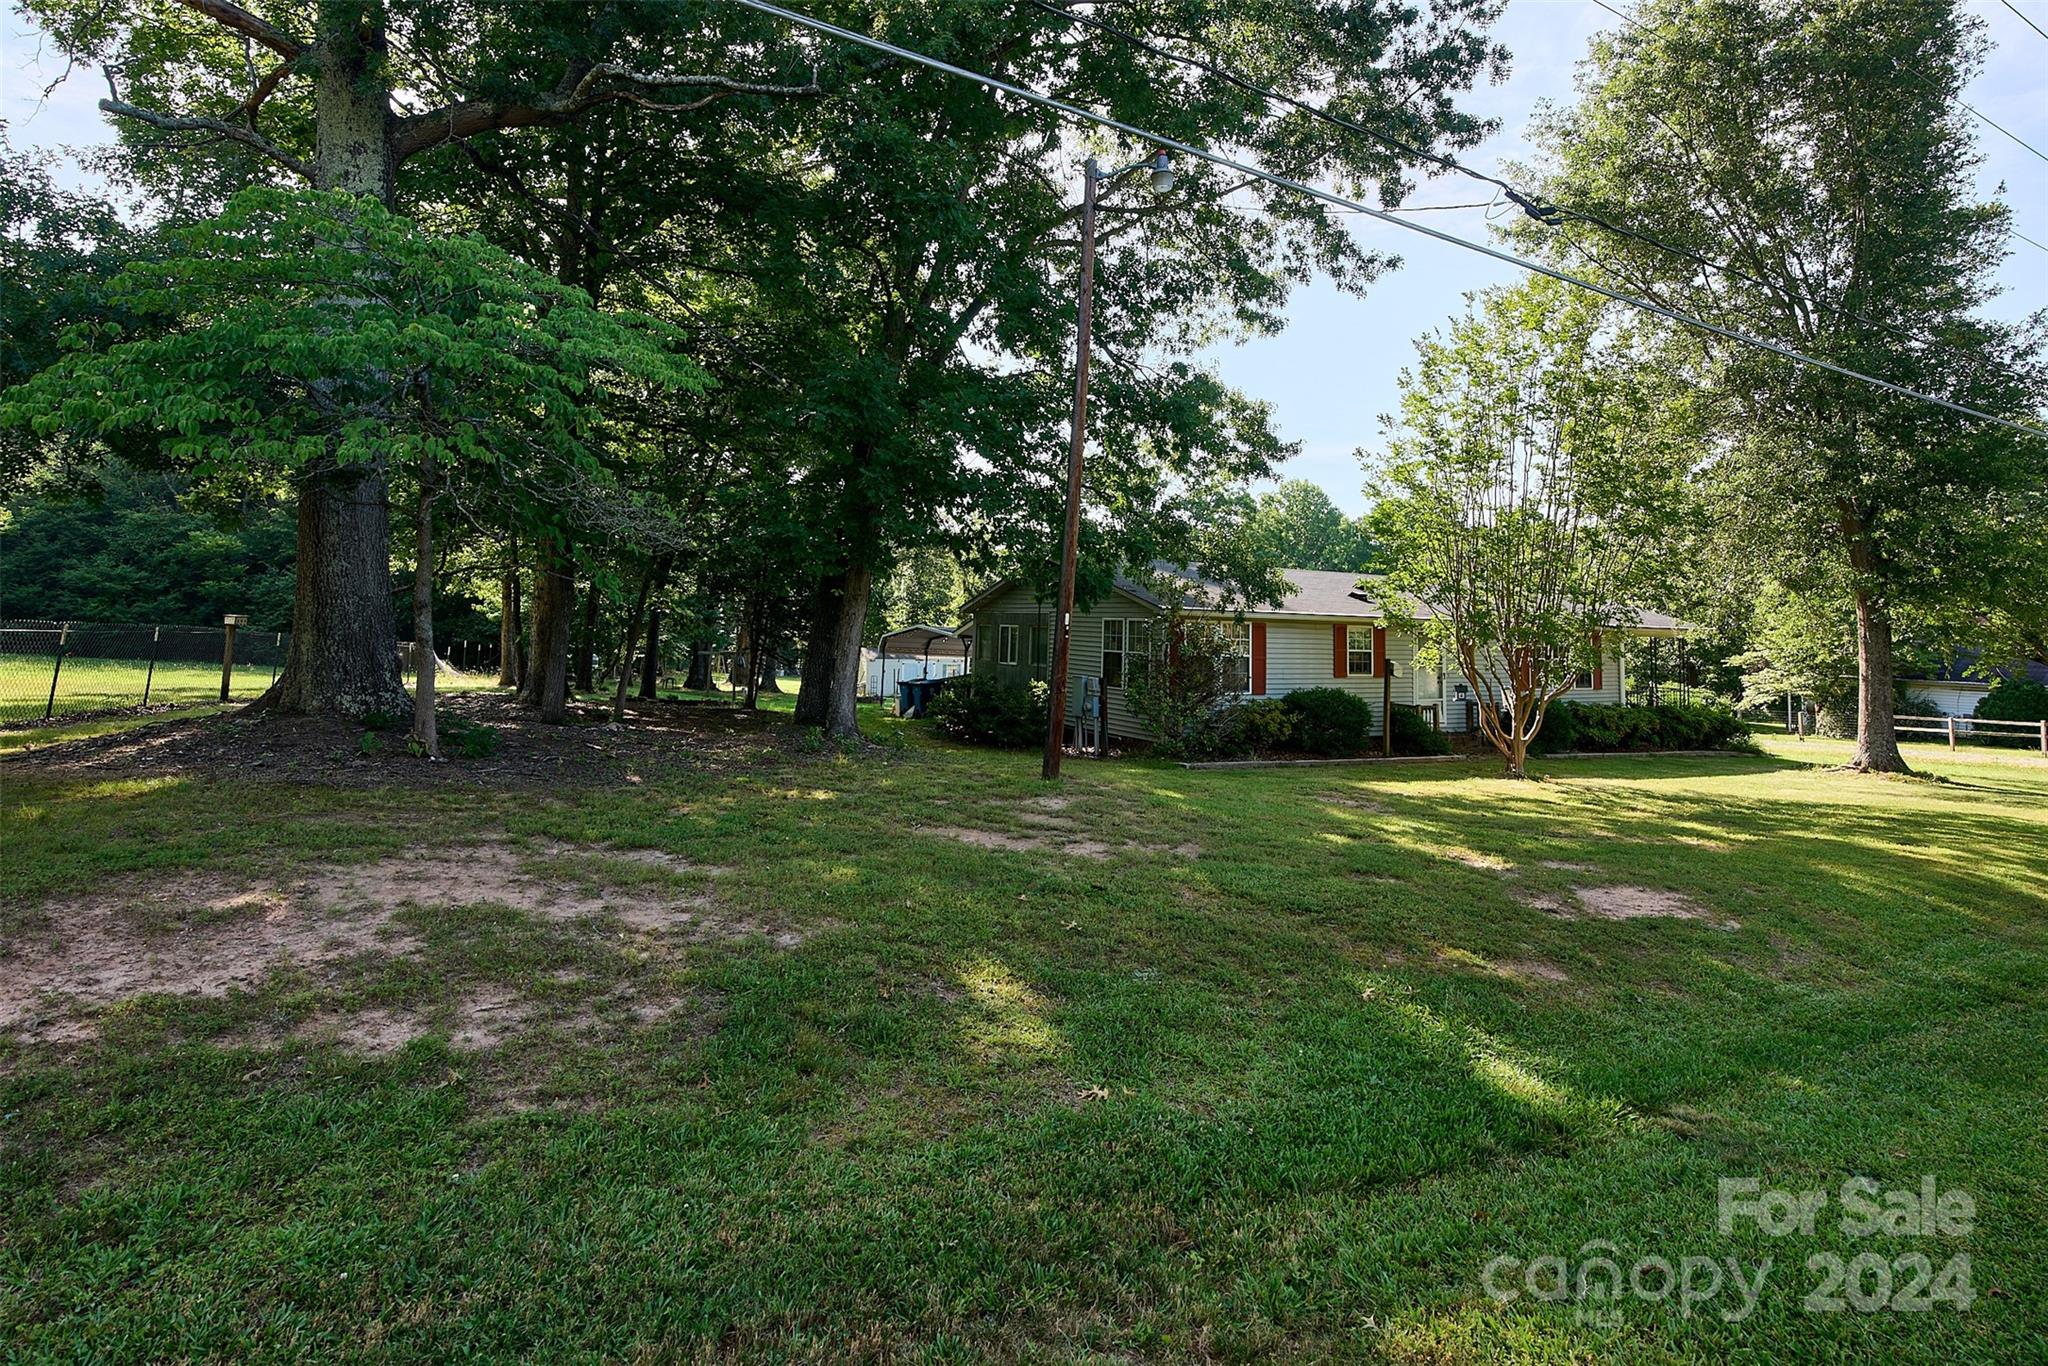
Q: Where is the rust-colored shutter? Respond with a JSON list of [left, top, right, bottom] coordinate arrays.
[[1251, 622, 1267, 695], [1373, 626, 1388, 677], [1332, 623, 1348, 678], [1592, 632, 1604, 690]]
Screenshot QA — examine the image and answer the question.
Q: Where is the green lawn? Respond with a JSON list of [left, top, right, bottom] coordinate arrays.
[[3, 707, 2043, 1361], [0, 653, 505, 724]]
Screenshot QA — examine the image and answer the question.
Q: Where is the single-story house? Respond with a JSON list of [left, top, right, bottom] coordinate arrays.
[[959, 567, 1687, 744], [1897, 653, 2048, 717]]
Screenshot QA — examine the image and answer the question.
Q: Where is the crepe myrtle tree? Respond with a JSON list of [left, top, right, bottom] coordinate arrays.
[[1, 189, 705, 741], [1370, 282, 1691, 778], [19, 0, 818, 716]]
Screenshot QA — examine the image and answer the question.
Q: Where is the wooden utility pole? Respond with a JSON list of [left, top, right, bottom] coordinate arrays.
[[1043, 158, 1099, 781]]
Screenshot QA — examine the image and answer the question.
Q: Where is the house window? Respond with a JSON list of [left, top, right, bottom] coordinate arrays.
[[998, 623, 1019, 666], [1347, 625, 1374, 678], [1102, 619, 1125, 688], [1127, 620, 1151, 687], [1572, 667, 1595, 690], [1224, 622, 1252, 694]]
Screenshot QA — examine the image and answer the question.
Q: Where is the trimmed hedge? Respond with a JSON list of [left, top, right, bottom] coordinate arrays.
[[1389, 703, 1452, 756], [1531, 700, 1753, 754], [925, 677, 1048, 749], [1281, 687, 1376, 757]]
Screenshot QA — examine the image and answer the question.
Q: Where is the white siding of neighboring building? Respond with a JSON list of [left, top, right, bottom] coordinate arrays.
[[1900, 681, 1990, 717]]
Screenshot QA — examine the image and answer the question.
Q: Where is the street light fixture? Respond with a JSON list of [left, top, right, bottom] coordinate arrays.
[[1042, 148, 1173, 780]]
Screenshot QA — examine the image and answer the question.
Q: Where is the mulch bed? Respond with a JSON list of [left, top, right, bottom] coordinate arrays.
[[5, 691, 812, 789]]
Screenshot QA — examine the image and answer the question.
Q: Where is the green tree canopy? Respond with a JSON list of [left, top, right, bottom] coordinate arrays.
[[2, 187, 706, 714], [1523, 0, 2048, 771]]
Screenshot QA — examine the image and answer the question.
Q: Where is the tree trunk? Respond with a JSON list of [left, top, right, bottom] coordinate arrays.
[[1841, 505, 1908, 774], [266, 459, 409, 718], [263, 12, 404, 718], [792, 565, 874, 739], [639, 608, 662, 698], [611, 562, 656, 724], [521, 540, 574, 723], [575, 579, 600, 694], [410, 464, 439, 758], [1849, 585, 1908, 772], [636, 553, 672, 700], [685, 641, 712, 691], [496, 555, 520, 687], [729, 625, 751, 689], [759, 662, 783, 693]]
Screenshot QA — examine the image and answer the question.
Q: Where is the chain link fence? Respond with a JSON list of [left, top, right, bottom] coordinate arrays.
[[2, 619, 515, 725], [0, 619, 293, 723]]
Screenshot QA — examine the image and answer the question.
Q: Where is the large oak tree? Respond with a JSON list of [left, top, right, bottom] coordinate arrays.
[[24, 0, 821, 717], [1524, 0, 2046, 771]]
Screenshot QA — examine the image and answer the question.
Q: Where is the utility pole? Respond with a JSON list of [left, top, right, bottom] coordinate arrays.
[[1043, 151, 1173, 781], [1043, 158, 1099, 781]]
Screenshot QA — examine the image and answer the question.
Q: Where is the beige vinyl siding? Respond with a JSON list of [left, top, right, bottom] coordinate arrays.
[[969, 585, 1153, 740], [1439, 638, 1626, 731], [1246, 619, 1419, 737]]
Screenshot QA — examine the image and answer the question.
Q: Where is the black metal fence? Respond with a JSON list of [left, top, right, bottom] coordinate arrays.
[[1, 618, 518, 724]]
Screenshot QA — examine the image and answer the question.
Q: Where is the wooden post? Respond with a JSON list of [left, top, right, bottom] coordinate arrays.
[[2039, 718, 2046, 757], [43, 622, 69, 720], [220, 614, 247, 702], [141, 626, 161, 706], [1382, 659, 1393, 757], [1946, 716, 1956, 751]]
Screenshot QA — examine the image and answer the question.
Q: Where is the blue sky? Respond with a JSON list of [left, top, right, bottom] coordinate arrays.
[[5, 1, 2044, 514]]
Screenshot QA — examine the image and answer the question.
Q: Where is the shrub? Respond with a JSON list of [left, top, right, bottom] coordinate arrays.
[[1389, 703, 1452, 756], [1975, 677, 2048, 723], [1972, 678, 2048, 747], [442, 716, 500, 758], [1532, 700, 1751, 753], [1282, 687, 1375, 756], [1177, 697, 1296, 760], [1125, 615, 1241, 756], [925, 677, 1047, 749]]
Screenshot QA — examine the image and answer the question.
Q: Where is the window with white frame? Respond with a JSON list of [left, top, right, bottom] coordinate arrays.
[[1127, 619, 1152, 687], [1101, 619, 1125, 687], [998, 623, 1019, 666], [1572, 666, 1596, 690], [1224, 622, 1252, 694], [1347, 625, 1375, 678]]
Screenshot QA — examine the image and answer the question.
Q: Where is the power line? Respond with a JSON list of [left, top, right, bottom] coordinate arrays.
[[1595, 0, 2048, 165], [1033, 0, 1982, 374], [1999, 1, 2048, 46], [731, 0, 2046, 438]]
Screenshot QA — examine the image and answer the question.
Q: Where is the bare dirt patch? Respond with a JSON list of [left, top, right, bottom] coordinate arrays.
[[1527, 883, 1738, 930], [3, 841, 804, 1044], [1540, 860, 1594, 872], [920, 825, 1196, 861]]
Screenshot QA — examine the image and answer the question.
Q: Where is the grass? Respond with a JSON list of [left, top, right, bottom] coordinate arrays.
[[3, 703, 2044, 1362], [0, 652, 504, 724]]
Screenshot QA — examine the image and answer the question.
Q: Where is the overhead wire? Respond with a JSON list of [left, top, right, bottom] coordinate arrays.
[[728, 0, 2047, 438], [1033, 0, 1997, 370]]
